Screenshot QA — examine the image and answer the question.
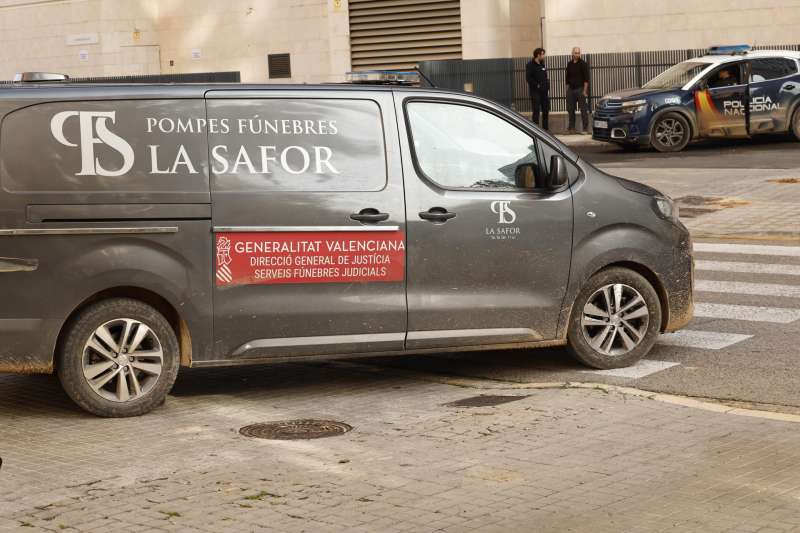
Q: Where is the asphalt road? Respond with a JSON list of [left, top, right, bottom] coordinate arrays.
[[576, 135, 800, 169]]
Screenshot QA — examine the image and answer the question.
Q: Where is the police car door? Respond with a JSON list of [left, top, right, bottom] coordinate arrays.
[[695, 61, 748, 138], [396, 94, 573, 350], [748, 57, 800, 134], [206, 90, 407, 361]]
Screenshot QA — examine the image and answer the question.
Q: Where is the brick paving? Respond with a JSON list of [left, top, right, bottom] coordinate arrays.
[[608, 168, 800, 239], [2, 362, 800, 532]]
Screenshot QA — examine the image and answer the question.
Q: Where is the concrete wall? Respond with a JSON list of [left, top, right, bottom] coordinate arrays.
[[461, 0, 543, 59], [0, 0, 351, 82], [544, 0, 800, 55]]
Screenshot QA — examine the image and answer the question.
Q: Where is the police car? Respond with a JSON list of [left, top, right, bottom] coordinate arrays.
[[592, 45, 800, 151]]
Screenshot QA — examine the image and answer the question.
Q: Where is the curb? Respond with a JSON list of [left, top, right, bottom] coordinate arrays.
[[336, 362, 800, 424]]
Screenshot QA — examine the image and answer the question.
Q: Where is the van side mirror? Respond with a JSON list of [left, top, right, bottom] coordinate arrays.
[[514, 163, 537, 188], [547, 155, 569, 189]]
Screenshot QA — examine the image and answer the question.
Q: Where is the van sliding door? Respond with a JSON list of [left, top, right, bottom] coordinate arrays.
[[205, 90, 407, 362]]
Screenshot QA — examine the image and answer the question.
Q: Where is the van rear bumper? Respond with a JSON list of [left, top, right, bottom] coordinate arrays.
[[0, 318, 59, 373]]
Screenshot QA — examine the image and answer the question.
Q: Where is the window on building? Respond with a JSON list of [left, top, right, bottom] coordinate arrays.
[[268, 53, 291, 79], [406, 101, 542, 190], [750, 58, 798, 82]]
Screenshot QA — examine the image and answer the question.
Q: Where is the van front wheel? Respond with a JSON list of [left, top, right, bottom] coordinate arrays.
[[57, 298, 180, 417], [566, 268, 662, 369]]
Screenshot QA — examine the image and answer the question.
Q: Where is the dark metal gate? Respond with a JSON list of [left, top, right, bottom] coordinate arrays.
[[419, 44, 800, 113]]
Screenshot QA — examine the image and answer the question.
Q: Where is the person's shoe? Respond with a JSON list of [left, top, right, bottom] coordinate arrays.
[[567, 129, 577, 135], [580, 129, 591, 135]]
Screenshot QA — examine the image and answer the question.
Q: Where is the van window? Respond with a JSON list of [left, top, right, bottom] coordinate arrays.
[[406, 101, 541, 190], [750, 58, 798, 82], [207, 99, 386, 192], [0, 100, 209, 195]]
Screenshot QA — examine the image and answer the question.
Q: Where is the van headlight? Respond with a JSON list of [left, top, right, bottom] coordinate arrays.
[[653, 195, 679, 221], [620, 99, 647, 114]]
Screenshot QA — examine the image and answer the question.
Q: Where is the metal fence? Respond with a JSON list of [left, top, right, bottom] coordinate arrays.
[[0, 71, 241, 85], [419, 44, 800, 113]]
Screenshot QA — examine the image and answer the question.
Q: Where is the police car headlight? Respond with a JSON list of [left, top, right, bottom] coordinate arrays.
[[620, 99, 647, 114], [653, 195, 679, 221]]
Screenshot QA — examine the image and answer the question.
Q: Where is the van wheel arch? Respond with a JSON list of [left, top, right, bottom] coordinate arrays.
[[55, 287, 192, 370]]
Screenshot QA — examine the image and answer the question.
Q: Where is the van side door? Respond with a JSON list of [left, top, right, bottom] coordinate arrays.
[[395, 94, 574, 350], [205, 90, 407, 361], [748, 57, 800, 134]]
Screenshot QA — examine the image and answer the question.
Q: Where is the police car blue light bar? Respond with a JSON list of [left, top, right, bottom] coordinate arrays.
[[707, 44, 752, 55], [346, 70, 420, 85]]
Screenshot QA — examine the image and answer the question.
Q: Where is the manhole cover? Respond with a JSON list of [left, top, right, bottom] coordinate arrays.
[[240, 420, 353, 440], [446, 395, 528, 408]]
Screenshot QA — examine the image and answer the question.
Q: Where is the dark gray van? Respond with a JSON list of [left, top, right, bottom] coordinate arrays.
[[0, 77, 693, 417]]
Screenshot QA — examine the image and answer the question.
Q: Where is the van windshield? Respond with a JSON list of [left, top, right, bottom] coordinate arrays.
[[643, 61, 711, 89]]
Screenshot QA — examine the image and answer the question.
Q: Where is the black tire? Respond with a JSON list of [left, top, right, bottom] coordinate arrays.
[[650, 112, 691, 152], [791, 107, 800, 141], [57, 298, 180, 417], [566, 267, 662, 370]]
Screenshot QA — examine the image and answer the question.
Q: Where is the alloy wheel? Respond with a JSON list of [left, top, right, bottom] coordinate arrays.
[[81, 318, 164, 402], [581, 283, 650, 357], [654, 118, 685, 147]]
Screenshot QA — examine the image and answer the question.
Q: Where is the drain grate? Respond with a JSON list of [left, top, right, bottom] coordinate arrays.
[[446, 395, 528, 408], [240, 420, 352, 440]]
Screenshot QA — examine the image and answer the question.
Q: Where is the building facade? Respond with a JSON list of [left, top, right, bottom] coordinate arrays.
[[1, 0, 799, 83], [0, 0, 541, 82]]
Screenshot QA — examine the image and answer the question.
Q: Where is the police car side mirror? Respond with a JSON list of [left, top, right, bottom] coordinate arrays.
[[514, 163, 537, 188], [547, 155, 569, 189]]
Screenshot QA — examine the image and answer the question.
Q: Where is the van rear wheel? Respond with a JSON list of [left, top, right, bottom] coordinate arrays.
[[57, 298, 180, 417], [650, 112, 690, 152], [566, 268, 661, 369]]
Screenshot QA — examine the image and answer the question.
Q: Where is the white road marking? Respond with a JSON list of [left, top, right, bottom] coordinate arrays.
[[695, 260, 800, 277], [656, 329, 752, 350], [581, 360, 680, 379], [694, 302, 800, 324], [695, 279, 800, 298], [694, 243, 800, 257]]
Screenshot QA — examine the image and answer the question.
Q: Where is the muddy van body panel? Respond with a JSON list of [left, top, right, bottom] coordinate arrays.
[[0, 91, 213, 372]]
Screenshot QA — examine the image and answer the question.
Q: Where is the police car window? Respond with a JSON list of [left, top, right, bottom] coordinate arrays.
[[643, 61, 710, 89], [708, 65, 742, 88], [750, 58, 797, 82], [208, 98, 386, 192], [407, 102, 541, 190]]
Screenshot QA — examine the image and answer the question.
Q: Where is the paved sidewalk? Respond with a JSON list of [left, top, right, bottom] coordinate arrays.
[[2, 362, 800, 532], [555, 135, 800, 240], [609, 168, 800, 239]]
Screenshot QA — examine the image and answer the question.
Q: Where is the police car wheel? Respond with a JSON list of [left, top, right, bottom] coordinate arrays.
[[650, 113, 690, 152], [566, 267, 662, 369], [57, 298, 180, 417], [792, 108, 800, 141]]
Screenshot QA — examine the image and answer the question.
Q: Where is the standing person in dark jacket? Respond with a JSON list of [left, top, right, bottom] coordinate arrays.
[[525, 48, 549, 130], [566, 46, 591, 134]]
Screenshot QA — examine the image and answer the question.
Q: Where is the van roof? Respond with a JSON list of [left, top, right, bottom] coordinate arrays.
[[0, 82, 449, 94]]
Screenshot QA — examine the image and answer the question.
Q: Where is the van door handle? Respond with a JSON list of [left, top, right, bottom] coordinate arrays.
[[419, 207, 456, 222], [350, 208, 390, 223]]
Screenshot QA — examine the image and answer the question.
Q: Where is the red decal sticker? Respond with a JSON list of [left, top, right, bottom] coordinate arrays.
[[215, 231, 405, 286]]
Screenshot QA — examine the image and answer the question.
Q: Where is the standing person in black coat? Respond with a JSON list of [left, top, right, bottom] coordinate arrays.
[[525, 48, 549, 130], [566, 46, 591, 134]]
